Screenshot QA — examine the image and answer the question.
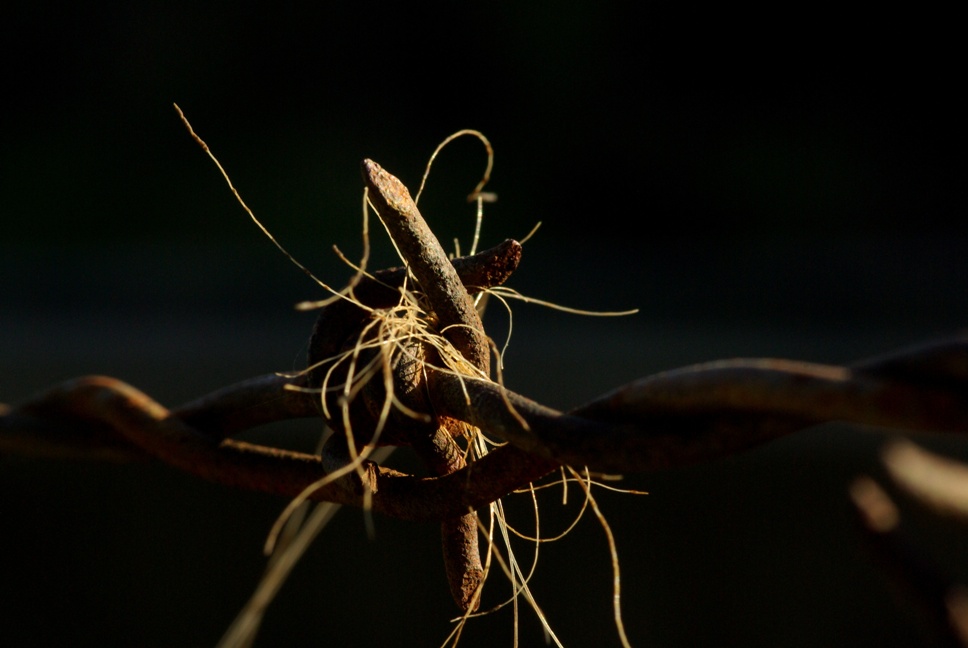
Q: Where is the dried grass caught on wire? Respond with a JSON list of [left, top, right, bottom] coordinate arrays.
[[174, 106, 641, 648]]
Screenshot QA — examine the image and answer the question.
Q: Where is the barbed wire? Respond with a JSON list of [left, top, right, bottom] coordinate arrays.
[[2, 155, 966, 644], [3, 334, 966, 512]]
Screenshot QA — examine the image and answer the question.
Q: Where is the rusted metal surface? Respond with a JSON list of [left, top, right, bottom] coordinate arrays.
[[3, 158, 966, 627]]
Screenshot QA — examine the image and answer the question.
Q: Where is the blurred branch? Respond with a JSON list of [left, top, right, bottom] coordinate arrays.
[[850, 441, 968, 647], [882, 439, 968, 519]]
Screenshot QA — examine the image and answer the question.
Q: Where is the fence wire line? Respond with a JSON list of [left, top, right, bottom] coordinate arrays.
[[2, 334, 966, 519], [4, 333, 968, 645]]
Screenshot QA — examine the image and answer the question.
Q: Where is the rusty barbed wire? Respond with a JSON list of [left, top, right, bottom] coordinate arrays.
[[3, 331, 968, 640], [3, 334, 967, 512], [2, 153, 967, 643]]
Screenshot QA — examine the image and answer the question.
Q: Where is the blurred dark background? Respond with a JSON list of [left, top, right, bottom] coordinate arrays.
[[2, 3, 967, 646]]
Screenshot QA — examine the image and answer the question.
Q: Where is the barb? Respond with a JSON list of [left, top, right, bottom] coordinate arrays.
[[361, 159, 490, 375], [357, 158, 500, 612]]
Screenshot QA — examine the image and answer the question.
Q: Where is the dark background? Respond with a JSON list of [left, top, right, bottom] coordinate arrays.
[[2, 3, 967, 646]]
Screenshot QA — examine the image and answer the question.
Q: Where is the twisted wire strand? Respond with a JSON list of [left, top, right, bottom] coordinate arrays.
[[3, 335, 966, 521]]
